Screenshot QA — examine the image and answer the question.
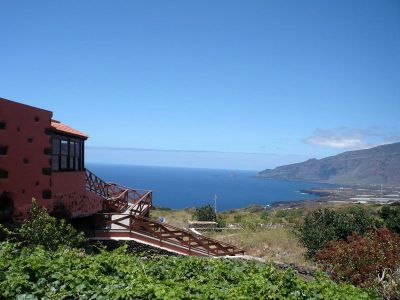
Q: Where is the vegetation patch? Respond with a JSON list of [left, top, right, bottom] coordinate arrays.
[[0, 243, 374, 299]]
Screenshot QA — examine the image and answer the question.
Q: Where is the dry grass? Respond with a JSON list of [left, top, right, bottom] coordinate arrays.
[[205, 227, 314, 267], [150, 207, 314, 267], [150, 208, 194, 228]]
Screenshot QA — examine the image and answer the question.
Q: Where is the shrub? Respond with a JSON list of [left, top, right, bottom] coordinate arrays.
[[0, 224, 12, 242], [380, 205, 400, 233], [233, 214, 243, 223], [299, 207, 378, 256], [275, 209, 290, 218], [316, 228, 400, 290], [18, 200, 88, 251], [260, 210, 270, 220], [193, 204, 217, 222]]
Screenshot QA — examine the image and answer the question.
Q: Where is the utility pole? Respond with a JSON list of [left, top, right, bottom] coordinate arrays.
[[214, 194, 218, 216]]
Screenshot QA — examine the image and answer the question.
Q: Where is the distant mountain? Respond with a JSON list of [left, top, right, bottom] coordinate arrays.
[[258, 142, 400, 185]]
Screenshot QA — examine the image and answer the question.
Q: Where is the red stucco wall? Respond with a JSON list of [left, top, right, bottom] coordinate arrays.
[[52, 172, 104, 217], [0, 98, 53, 221], [0, 98, 104, 221]]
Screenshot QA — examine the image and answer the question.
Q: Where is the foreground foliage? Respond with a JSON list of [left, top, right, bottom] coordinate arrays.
[[316, 228, 400, 298], [18, 201, 87, 251], [0, 243, 374, 300]]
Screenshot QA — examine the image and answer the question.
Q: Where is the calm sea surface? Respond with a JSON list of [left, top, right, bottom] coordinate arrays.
[[87, 163, 333, 211]]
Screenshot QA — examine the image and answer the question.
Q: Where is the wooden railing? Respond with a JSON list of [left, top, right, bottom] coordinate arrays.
[[93, 213, 245, 257], [106, 183, 152, 213], [128, 192, 152, 216], [85, 168, 108, 198], [85, 169, 152, 214]]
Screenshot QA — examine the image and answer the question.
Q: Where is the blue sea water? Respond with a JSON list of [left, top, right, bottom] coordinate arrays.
[[87, 163, 333, 211]]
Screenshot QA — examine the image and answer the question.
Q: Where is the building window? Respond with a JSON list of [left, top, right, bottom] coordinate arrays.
[[51, 135, 83, 171]]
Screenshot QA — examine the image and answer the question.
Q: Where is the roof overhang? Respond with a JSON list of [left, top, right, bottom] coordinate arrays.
[[50, 120, 89, 140]]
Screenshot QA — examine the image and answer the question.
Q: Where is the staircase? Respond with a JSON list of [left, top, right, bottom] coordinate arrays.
[[85, 169, 244, 257]]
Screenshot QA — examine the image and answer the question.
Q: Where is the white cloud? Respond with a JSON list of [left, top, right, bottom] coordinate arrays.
[[306, 137, 366, 149], [303, 127, 399, 149]]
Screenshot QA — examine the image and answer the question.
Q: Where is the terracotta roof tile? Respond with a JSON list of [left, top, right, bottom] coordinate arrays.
[[51, 120, 88, 139]]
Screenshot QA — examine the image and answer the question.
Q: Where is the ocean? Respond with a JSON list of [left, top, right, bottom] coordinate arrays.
[[87, 163, 333, 211]]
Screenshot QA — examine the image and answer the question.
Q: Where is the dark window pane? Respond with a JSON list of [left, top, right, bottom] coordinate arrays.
[[69, 142, 75, 156], [70, 157, 74, 169], [52, 155, 59, 171], [75, 142, 81, 156], [61, 156, 67, 169], [75, 157, 79, 170], [52, 138, 60, 155], [61, 140, 68, 155]]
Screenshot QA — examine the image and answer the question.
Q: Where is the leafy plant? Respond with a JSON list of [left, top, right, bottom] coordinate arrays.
[[18, 199, 88, 251], [316, 228, 400, 291], [260, 210, 270, 220], [233, 214, 243, 222], [380, 205, 400, 233], [193, 204, 217, 222], [0, 224, 13, 242], [299, 207, 378, 256], [0, 242, 375, 299]]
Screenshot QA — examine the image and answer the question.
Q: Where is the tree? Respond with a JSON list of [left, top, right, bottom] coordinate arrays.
[[18, 199, 88, 251], [193, 204, 217, 222]]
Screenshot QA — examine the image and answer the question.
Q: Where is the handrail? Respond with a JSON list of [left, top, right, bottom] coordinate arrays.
[[85, 169, 152, 214], [137, 215, 241, 251], [96, 228, 213, 256], [106, 182, 152, 194], [94, 213, 245, 256], [85, 168, 108, 198]]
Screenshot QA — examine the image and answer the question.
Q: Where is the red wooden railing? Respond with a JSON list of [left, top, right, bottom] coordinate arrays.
[[93, 213, 245, 257], [106, 183, 152, 213], [85, 168, 108, 198], [85, 169, 153, 213]]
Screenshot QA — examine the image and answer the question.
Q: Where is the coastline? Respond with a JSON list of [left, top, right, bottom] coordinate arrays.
[[269, 184, 400, 209]]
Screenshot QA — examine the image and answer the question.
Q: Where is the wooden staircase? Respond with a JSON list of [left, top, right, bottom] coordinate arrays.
[[85, 169, 244, 257]]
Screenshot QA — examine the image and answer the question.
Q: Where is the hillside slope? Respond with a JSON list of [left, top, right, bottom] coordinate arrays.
[[258, 142, 400, 185]]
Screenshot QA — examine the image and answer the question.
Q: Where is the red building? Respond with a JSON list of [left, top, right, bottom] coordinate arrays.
[[0, 98, 104, 221], [0, 97, 244, 257]]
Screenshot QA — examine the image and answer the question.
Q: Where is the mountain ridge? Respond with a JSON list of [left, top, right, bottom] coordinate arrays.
[[258, 142, 400, 185]]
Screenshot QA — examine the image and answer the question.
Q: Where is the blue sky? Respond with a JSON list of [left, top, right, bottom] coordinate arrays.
[[1, 1, 399, 170]]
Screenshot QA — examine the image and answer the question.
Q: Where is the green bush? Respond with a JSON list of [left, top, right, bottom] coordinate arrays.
[[0, 224, 12, 242], [0, 243, 375, 299], [233, 214, 243, 222], [300, 207, 378, 257], [193, 204, 217, 222], [18, 200, 88, 251], [260, 210, 270, 220], [380, 205, 400, 233], [275, 209, 290, 218]]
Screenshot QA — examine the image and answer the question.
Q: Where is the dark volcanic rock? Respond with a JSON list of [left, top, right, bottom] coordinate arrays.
[[258, 142, 400, 185]]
